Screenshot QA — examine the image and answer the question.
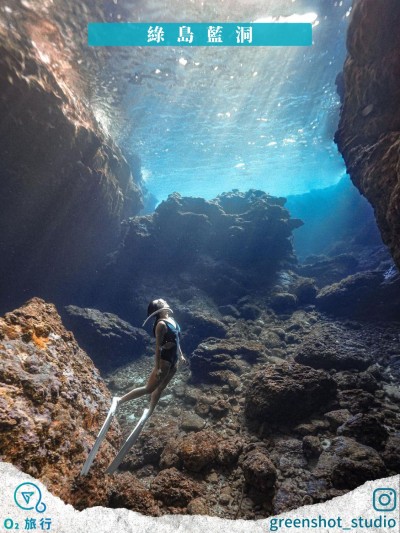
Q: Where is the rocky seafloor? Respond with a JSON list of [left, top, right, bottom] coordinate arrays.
[[1, 287, 400, 519], [101, 299, 400, 518], [1, 190, 399, 520]]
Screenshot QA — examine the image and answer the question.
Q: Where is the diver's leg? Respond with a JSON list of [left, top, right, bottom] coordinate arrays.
[[148, 364, 177, 415], [120, 363, 170, 404]]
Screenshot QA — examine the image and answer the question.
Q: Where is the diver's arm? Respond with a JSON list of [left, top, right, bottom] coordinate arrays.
[[155, 321, 166, 374], [177, 339, 187, 364]]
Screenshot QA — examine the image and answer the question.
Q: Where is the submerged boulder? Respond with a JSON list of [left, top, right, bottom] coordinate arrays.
[[242, 448, 277, 492], [333, 370, 379, 392], [336, 413, 389, 450], [244, 362, 337, 427], [159, 430, 243, 473], [315, 437, 387, 489], [270, 292, 298, 313], [315, 271, 400, 319], [0, 298, 158, 514], [382, 434, 400, 471], [182, 310, 228, 353], [63, 305, 149, 371], [337, 389, 378, 414], [151, 467, 203, 507]]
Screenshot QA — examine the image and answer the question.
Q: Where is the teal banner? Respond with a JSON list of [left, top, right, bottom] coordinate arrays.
[[88, 22, 312, 47]]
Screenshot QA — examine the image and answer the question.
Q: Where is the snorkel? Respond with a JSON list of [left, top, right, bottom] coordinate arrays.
[[142, 299, 174, 327]]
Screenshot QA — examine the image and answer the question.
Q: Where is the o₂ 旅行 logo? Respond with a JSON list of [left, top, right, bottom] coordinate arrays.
[[373, 488, 397, 512], [14, 482, 47, 513]]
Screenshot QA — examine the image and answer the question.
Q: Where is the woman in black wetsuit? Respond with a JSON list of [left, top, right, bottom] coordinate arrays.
[[118, 298, 186, 415]]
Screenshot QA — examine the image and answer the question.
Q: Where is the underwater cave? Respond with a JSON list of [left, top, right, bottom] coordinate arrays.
[[0, 0, 399, 525]]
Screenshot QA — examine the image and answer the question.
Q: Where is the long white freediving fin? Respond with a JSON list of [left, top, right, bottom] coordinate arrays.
[[80, 396, 120, 476], [106, 408, 151, 474]]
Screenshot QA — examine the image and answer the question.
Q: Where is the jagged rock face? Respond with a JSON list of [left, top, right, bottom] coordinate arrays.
[[0, 298, 159, 515], [0, 34, 143, 312], [335, 0, 400, 268], [98, 190, 303, 315]]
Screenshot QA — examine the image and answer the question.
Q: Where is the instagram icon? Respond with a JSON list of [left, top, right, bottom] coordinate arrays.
[[373, 488, 397, 512]]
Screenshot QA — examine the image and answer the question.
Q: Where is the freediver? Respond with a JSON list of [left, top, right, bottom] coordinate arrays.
[[80, 298, 186, 475], [117, 298, 186, 415]]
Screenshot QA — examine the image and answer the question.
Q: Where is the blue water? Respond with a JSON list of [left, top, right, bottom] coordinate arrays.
[[89, 0, 352, 203]]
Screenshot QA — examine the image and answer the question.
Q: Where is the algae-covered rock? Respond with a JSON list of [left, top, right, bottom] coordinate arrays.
[[190, 337, 263, 384], [270, 292, 298, 313], [159, 430, 243, 474], [336, 413, 388, 450], [294, 328, 373, 371], [151, 467, 203, 507], [0, 298, 158, 514], [242, 448, 277, 491], [316, 271, 400, 319]]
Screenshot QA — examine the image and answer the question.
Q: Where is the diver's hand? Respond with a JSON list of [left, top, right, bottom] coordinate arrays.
[[179, 353, 188, 365]]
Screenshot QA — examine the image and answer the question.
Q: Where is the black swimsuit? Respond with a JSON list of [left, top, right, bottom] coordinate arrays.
[[161, 344, 178, 365], [154, 319, 180, 366]]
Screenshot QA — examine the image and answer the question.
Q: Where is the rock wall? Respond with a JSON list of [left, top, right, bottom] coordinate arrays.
[[335, 0, 400, 268], [0, 298, 159, 514], [0, 31, 143, 313]]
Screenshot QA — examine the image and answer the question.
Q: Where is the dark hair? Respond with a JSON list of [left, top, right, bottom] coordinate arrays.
[[147, 299, 167, 337], [147, 299, 164, 317]]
